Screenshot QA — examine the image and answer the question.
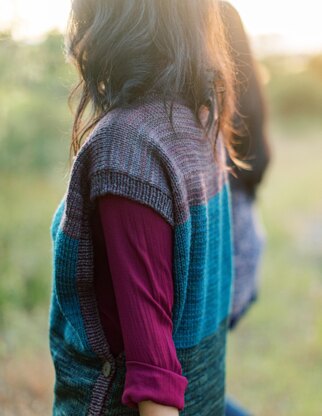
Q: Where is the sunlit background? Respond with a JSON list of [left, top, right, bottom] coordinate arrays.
[[0, 1, 321, 415], [1, 0, 322, 54]]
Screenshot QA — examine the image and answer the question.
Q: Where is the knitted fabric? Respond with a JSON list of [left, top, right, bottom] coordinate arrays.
[[229, 188, 265, 329], [49, 96, 233, 415]]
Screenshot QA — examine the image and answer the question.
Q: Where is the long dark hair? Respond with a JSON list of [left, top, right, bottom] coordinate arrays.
[[219, 1, 271, 193], [66, 0, 237, 164]]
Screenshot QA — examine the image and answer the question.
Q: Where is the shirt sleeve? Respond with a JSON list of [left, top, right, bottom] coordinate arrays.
[[98, 193, 188, 411]]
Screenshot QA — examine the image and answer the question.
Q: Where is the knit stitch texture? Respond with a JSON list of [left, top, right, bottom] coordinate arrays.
[[49, 95, 234, 415]]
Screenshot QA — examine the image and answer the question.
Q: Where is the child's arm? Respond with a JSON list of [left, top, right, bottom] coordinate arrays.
[[98, 194, 188, 412], [139, 400, 179, 416]]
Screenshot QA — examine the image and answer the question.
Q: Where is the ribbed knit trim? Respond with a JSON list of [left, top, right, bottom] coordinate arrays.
[[90, 170, 174, 227]]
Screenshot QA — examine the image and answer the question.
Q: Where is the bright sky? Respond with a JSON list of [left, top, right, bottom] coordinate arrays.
[[0, 0, 70, 39], [230, 0, 322, 54], [0, 0, 322, 53]]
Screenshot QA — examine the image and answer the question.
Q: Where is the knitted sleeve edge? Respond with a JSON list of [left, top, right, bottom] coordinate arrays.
[[90, 169, 174, 227]]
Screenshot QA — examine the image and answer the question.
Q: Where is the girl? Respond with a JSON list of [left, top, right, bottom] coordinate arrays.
[[49, 1, 239, 415]]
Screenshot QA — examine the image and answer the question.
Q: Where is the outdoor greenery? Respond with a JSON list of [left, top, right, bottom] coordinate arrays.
[[0, 31, 321, 415]]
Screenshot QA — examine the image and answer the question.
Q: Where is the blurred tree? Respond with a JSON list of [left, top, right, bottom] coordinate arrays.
[[262, 55, 322, 131], [0, 31, 75, 175]]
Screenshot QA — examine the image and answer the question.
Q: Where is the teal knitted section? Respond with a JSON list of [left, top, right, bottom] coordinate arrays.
[[172, 185, 233, 349], [52, 224, 93, 354]]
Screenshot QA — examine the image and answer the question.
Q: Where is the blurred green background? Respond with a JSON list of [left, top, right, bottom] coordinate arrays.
[[0, 31, 321, 415]]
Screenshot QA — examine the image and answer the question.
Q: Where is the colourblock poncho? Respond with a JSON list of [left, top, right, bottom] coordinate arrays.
[[49, 96, 233, 415]]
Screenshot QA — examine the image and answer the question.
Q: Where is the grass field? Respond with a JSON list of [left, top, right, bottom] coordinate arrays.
[[227, 131, 322, 415]]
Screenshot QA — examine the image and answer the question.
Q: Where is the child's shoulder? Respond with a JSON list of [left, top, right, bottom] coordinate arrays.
[[85, 101, 166, 152]]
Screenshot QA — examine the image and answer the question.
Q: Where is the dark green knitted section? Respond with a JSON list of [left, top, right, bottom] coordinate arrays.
[[103, 319, 227, 416], [178, 320, 227, 416]]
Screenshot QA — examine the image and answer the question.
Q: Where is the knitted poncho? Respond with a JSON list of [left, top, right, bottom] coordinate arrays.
[[49, 96, 233, 416]]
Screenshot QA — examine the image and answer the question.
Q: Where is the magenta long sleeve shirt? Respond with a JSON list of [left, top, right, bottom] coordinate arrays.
[[91, 193, 188, 410]]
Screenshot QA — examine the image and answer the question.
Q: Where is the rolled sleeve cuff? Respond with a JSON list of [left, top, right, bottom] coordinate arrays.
[[122, 360, 188, 411]]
